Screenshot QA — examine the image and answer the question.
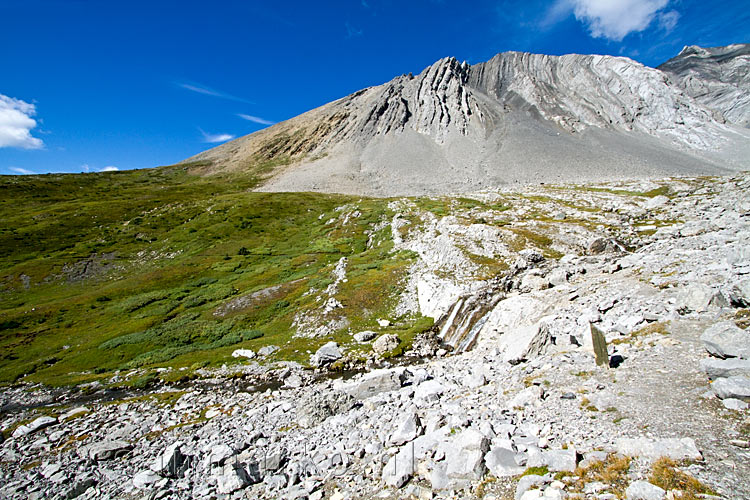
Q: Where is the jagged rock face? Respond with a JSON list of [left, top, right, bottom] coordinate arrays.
[[659, 44, 750, 128], [470, 51, 724, 149], [186, 46, 749, 195]]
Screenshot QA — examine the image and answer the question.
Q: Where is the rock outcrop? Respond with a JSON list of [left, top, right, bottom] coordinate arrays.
[[659, 44, 750, 128]]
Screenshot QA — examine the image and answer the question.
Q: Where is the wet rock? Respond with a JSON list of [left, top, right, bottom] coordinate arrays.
[[311, 342, 342, 367], [372, 334, 400, 355]]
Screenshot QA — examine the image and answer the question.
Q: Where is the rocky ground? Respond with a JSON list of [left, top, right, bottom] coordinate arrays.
[[1, 172, 750, 500]]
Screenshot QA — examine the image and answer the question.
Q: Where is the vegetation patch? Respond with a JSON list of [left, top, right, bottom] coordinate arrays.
[[648, 457, 716, 499], [567, 454, 632, 499]]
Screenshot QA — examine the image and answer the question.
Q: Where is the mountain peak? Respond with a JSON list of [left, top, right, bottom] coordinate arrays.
[[185, 45, 749, 196]]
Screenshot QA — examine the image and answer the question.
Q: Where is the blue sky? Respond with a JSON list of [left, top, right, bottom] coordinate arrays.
[[1, 0, 748, 175]]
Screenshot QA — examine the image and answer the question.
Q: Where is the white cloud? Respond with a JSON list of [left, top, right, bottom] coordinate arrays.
[[237, 113, 276, 126], [199, 129, 235, 143], [658, 9, 679, 32], [100, 166, 119, 172], [0, 94, 44, 149], [81, 164, 90, 173], [9, 166, 34, 175], [549, 0, 671, 41], [177, 82, 254, 104]]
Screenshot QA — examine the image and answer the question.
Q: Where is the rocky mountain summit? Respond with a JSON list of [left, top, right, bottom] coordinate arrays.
[[2, 172, 749, 500], [659, 44, 750, 128], [185, 46, 750, 196]]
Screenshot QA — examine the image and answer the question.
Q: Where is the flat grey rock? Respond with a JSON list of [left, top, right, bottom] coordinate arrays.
[[701, 357, 750, 379], [625, 480, 666, 500], [485, 447, 525, 477], [615, 437, 702, 461], [701, 322, 750, 359], [722, 398, 749, 410], [712, 376, 750, 401], [84, 439, 133, 461], [11, 416, 57, 438]]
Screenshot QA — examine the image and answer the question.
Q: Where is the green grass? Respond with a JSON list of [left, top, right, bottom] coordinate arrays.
[[0, 167, 423, 386]]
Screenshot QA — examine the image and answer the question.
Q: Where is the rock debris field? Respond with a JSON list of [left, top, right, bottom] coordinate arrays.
[[2, 172, 750, 500]]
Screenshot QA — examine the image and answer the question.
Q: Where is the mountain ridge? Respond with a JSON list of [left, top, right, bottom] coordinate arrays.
[[184, 46, 750, 196]]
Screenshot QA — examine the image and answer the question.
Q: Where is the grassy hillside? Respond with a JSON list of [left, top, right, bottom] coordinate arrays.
[[0, 165, 427, 387]]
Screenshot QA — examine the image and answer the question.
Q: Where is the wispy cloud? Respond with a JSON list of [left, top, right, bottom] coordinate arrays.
[[0, 94, 44, 150], [345, 21, 363, 38], [657, 9, 679, 33], [199, 128, 235, 143], [100, 166, 119, 172], [177, 81, 254, 104], [9, 166, 35, 175], [546, 0, 672, 41], [237, 113, 276, 126]]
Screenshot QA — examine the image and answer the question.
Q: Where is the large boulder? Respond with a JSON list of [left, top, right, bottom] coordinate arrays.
[[311, 342, 343, 367], [382, 442, 416, 487], [336, 367, 406, 399], [701, 322, 750, 359], [151, 441, 190, 478], [372, 334, 400, 356], [500, 321, 553, 365], [484, 447, 525, 477], [712, 376, 750, 401], [296, 391, 356, 428], [388, 410, 423, 446]]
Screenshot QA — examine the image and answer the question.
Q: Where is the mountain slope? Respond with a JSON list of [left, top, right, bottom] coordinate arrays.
[[658, 43, 750, 128], [185, 47, 750, 196]]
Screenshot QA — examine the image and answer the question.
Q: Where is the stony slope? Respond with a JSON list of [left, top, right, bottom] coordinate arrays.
[[659, 44, 750, 128], [2, 172, 749, 499], [185, 47, 750, 196]]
